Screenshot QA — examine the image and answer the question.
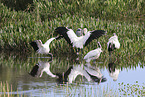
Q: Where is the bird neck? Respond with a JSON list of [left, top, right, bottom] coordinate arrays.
[[44, 38, 55, 46]]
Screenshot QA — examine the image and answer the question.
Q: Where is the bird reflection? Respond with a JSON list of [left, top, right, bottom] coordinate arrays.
[[29, 60, 57, 78], [108, 62, 120, 81], [56, 63, 107, 84]]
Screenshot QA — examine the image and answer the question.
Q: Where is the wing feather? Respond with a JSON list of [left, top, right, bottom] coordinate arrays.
[[55, 27, 72, 45], [84, 30, 106, 46]]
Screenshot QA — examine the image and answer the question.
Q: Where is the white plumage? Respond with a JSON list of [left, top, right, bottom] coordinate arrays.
[[30, 36, 60, 54], [84, 42, 103, 62], [55, 27, 106, 50], [67, 28, 85, 48], [68, 64, 92, 83], [29, 61, 57, 78], [108, 62, 120, 81], [56, 64, 106, 83], [107, 33, 120, 52]]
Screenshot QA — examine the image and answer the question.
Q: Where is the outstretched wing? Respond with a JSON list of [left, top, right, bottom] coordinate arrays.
[[54, 27, 72, 46], [29, 64, 39, 77], [30, 41, 39, 51], [84, 30, 106, 46]]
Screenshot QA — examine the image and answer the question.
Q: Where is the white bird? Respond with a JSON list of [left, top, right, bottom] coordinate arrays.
[[108, 62, 120, 81], [54, 27, 106, 54], [84, 42, 103, 63], [107, 33, 120, 54], [30, 36, 61, 56], [29, 61, 57, 78], [56, 64, 106, 84]]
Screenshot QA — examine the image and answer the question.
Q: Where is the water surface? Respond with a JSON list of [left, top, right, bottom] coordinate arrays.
[[0, 52, 144, 97]]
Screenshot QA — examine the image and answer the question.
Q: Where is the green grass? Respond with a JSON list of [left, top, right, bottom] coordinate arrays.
[[119, 81, 145, 96], [0, 0, 144, 50], [0, 0, 144, 63], [0, 1, 144, 96]]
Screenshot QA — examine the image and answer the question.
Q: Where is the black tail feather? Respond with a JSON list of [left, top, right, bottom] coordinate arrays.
[[54, 27, 72, 46], [30, 41, 39, 51], [29, 64, 39, 77]]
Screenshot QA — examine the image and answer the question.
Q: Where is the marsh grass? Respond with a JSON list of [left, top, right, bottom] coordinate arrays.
[[1, 80, 144, 97], [0, 81, 28, 97], [0, 1, 145, 96], [0, 0, 144, 53], [118, 81, 145, 96]]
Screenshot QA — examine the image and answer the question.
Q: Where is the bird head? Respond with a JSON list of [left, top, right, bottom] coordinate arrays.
[[37, 40, 42, 45], [76, 28, 83, 36], [76, 28, 82, 31], [113, 33, 116, 36]]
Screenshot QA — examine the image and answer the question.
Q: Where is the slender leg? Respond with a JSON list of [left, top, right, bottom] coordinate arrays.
[[109, 51, 113, 57], [40, 71, 43, 77]]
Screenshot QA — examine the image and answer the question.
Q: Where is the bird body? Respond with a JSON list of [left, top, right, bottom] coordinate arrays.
[[108, 62, 120, 81], [30, 37, 58, 54], [68, 64, 92, 83], [55, 27, 106, 49], [107, 33, 120, 52], [29, 61, 57, 78], [38, 38, 55, 54], [84, 48, 102, 62], [56, 64, 106, 84]]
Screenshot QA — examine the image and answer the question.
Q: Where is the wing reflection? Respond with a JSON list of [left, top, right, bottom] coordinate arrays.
[[108, 62, 120, 81], [56, 63, 107, 84], [29, 60, 57, 78]]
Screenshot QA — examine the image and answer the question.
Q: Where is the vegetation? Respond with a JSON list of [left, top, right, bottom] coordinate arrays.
[[0, 1, 144, 96], [119, 81, 145, 96], [1, 81, 145, 97], [0, 0, 144, 52]]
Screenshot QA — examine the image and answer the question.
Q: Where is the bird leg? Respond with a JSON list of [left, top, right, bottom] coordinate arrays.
[[109, 51, 113, 57]]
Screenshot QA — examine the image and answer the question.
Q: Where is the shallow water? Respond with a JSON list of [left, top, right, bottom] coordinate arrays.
[[0, 52, 144, 97]]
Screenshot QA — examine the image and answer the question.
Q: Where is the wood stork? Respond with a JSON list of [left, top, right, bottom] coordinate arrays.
[[30, 36, 62, 57], [108, 62, 120, 81], [29, 61, 57, 78], [84, 63, 107, 83], [107, 33, 120, 55], [56, 63, 106, 84], [54, 27, 106, 54], [83, 42, 103, 63]]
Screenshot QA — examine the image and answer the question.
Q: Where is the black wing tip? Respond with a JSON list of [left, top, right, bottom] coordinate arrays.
[[95, 30, 107, 34], [54, 27, 69, 36], [84, 30, 107, 47], [30, 41, 39, 52], [29, 65, 39, 77], [55, 27, 68, 31]]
